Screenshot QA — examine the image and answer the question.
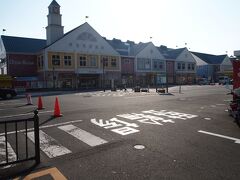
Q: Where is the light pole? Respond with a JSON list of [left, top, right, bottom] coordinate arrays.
[[166, 62, 168, 93], [102, 58, 106, 92], [179, 66, 182, 93], [52, 66, 55, 89]]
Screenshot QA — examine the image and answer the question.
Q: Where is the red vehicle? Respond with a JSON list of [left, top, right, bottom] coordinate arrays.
[[228, 60, 240, 127]]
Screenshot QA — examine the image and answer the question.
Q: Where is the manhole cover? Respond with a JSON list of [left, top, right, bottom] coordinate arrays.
[[134, 145, 145, 150]]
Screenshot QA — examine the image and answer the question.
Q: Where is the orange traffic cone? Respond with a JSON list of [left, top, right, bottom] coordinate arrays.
[[26, 94, 33, 105], [53, 97, 62, 117], [37, 96, 44, 110]]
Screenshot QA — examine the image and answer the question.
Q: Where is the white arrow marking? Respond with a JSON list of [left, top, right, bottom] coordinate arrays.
[[198, 130, 240, 144]]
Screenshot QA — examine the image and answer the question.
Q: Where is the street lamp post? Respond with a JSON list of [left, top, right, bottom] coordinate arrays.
[[102, 58, 105, 92], [166, 62, 169, 93], [52, 66, 55, 89]]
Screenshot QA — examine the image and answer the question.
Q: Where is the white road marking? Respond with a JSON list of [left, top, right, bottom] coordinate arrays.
[[0, 119, 83, 136], [111, 127, 140, 136], [0, 136, 17, 167], [198, 130, 240, 144], [0, 110, 53, 119], [27, 130, 71, 158], [216, 104, 226, 106], [203, 118, 211, 120], [110, 118, 139, 128], [58, 124, 107, 147], [124, 95, 158, 99], [0, 105, 37, 111]]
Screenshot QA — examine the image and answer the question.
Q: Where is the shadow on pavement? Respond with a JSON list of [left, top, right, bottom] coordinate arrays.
[[0, 161, 41, 180]]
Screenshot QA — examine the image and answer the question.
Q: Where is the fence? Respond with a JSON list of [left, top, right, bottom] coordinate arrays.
[[0, 110, 40, 167]]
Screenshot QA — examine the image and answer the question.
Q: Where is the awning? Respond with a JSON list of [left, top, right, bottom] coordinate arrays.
[[15, 76, 38, 81]]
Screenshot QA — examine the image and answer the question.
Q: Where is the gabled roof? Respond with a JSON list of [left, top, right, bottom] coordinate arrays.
[[1, 35, 46, 54], [129, 42, 150, 56], [158, 46, 185, 59], [191, 51, 227, 64], [107, 38, 130, 56]]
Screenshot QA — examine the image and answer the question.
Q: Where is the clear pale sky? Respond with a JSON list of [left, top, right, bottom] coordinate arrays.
[[1, 0, 240, 56]]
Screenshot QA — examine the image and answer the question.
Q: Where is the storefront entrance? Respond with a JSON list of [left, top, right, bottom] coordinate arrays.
[[78, 75, 99, 89]]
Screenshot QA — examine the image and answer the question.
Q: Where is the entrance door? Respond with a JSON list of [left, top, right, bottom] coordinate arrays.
[[79, 77, 98, 89]]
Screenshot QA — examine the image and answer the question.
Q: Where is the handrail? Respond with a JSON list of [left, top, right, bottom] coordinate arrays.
[[0, 110, 40, 167]]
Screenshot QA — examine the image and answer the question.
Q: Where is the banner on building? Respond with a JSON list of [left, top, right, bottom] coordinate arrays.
[[233, 60, 240, 89]]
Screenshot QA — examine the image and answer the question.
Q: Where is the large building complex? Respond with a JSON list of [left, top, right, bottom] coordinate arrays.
[[0, 0, 233, 90]]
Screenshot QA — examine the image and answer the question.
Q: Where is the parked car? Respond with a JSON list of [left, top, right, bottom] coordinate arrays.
[[0, 88, 17, 99], [198, 78, 209, 85], [218, 76, 230, 85]]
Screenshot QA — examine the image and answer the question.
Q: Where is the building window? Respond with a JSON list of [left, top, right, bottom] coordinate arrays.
[[153, 61, 158, 69], [102, 57, 108, 67], [188, 63, 191, 70], [182, 63, 185, 70], [64, 56, 72, 66], [159, 62, 163, 70], [137, 58, 145, 70], [153, 59, 164, 71], [177, 63, 181, 70], [52, 55, 60, 66], [79, 56, 87, 66], [144, 59, 151, 69], [38, 56, 44, 68], [192, 64, 195, 70], [89, 56, 97, 67], [124, 59, 130, 64], [38, 57, 41, 68], [111, 58, 117, 67]]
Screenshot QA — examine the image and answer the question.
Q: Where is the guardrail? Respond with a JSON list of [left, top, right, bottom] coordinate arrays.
[[0, 110, 40, 167]]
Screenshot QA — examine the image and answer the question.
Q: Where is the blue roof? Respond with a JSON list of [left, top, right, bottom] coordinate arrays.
[[107, 38, 130, 56], [191, 51, 227, 64], [158, 46, 185, 59], [1, 35, 46, 54], [130, 42, 150, 56]]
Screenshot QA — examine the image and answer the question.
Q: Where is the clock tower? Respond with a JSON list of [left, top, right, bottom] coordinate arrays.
[[46, 0, 64, 45]]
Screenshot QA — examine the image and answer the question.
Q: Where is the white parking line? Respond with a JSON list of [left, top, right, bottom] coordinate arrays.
[[58, 124, 108, 147], [198, 130, 240, 144]]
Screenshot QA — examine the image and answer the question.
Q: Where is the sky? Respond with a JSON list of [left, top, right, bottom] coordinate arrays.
[[1, 0, 240, 56]]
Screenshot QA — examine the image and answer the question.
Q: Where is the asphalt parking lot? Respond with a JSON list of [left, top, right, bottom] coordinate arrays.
[[0, 85, 240, 180]]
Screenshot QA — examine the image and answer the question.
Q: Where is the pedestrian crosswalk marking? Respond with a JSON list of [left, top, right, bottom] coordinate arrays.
[[75, 91, 143, 97], [58, 124, 108, 147], [0, 136, 16, 168], [0, 124, 109, 163], [27, 130, 71, 158]]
